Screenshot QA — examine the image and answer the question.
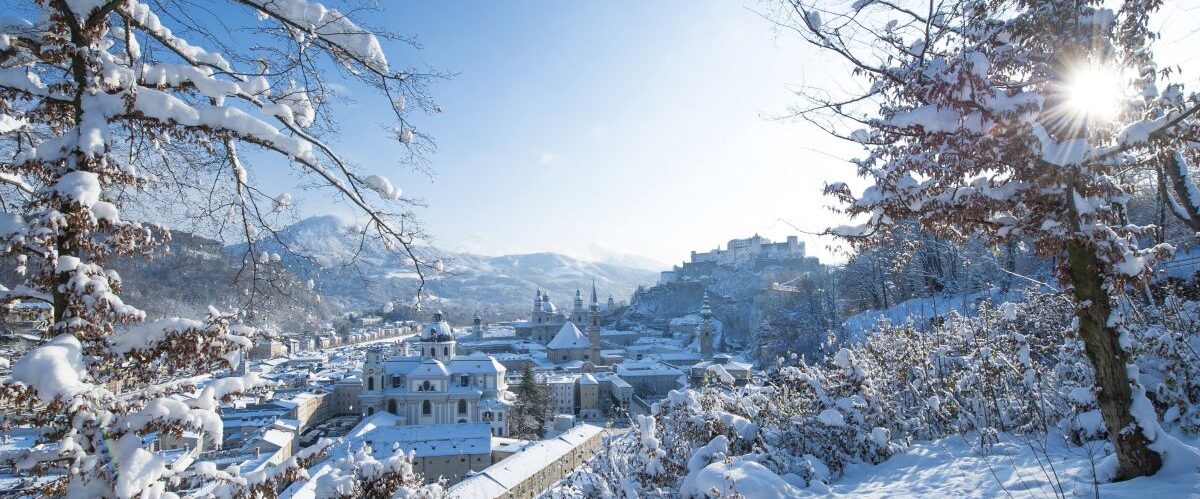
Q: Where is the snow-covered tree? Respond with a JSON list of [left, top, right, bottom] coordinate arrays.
[[784, 0, 1200, 479], [510, 363, 552, 439], [302, 443, 445, 499], [0, 0, 437, 495]]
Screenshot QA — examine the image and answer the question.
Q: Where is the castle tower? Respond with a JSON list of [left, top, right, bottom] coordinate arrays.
[[699, 291, 714, 360], [587, 280, 602, 363], [417, 310, 457, 360], [473, 311, 484, 340], [607, 295, 615, 311], [571, 289, 585, 326]]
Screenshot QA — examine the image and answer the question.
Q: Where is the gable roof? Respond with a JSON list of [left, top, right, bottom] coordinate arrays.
[[546, 322, 589, 350]]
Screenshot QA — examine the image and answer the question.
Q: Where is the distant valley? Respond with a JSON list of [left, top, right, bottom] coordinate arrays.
[[116, 216, 659, 328]]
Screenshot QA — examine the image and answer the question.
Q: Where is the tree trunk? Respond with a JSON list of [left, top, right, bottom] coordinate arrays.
[[1065, 240, 1162, 480]]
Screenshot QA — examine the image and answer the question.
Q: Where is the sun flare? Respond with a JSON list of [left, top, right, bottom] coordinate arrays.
[[1060, 63, 1126, 123]]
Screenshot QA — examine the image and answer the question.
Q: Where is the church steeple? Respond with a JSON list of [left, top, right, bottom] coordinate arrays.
[[473, 311, 483, 340], [587, 278, 602, 364], [571, 289, 585, 326], [699, 291, 714, 360]]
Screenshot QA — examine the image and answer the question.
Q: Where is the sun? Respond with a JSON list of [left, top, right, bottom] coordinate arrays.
[[1059, 63, 1126, 124]]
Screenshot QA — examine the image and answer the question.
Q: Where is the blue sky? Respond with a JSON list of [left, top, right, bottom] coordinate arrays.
[[269, 0, 1200, 268], [279, 0, 862, 267]]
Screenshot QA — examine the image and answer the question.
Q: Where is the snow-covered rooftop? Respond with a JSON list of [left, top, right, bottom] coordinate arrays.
[[449, 424, 603, 498], [346, 412, 491, 458], [546, 322, 589, 350], [410, 359, 450, 377]]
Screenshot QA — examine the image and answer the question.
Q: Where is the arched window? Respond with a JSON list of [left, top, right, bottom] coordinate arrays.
[[367, 376, 374, 391], [443, 346, 449, 356], [388, 399, 397, 414], [458, 399, 467, 414], [367, 407, 374, 415], [422, 400, 431, 415]]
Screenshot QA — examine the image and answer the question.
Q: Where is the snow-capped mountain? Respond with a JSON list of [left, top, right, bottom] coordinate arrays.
[[228, 216, 658, 318]]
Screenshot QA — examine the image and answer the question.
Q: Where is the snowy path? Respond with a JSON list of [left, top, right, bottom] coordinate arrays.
[[811, 435, 1200, 498]]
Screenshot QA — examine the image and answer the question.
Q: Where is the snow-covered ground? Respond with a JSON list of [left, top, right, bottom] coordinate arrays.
[[685, 433, 1200, 498], [841, 289, 1024, 342]]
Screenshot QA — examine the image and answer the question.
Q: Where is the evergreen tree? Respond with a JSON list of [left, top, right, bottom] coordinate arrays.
[[511, 363, 551, 439]]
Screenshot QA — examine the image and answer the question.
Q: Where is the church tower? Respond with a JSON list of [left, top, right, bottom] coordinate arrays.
[[532, 289, 543, 325], [472, 311, 483, 340], [417, 310, 456, 360], [362, 348, 385, 415], [699, 291, 714, 360], [571, 289, 585, 326], [587, 280, 602, 364]]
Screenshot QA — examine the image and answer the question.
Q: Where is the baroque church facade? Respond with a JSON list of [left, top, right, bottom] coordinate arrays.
[[517, 285, 606, 365], [360, 311, 513, 437]]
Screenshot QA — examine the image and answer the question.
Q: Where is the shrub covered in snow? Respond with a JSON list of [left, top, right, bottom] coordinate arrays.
[[548, 290, 1200, 497]]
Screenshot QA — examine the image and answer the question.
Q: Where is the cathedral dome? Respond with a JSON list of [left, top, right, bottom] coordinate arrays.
[[422, 310, 453, 341], [540, 296, 557, 314]]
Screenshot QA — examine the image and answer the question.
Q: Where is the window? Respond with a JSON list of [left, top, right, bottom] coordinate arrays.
[[392, 375, 401, 388], [367, 407, 374, 415], [422, 400, 431, 415], [443, 346, 449, 356], [460, 375, 469, 387], [388, 400, 397, 414], [458, 399, 467, 414], [367, 377, 374, 391], [421, 380, 433, 392], [497, 412, 503, 421]]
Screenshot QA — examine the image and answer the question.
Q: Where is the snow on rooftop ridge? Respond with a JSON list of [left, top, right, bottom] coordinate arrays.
[[449, 424, 603, 497], [411, 359, 450, 377], [546, 322, 589, 350]]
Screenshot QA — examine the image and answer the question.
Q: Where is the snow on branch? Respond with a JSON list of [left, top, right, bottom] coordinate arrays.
[[240, 0, 389, 72]]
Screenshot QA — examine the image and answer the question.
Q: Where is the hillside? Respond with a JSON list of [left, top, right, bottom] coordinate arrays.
[[108, 231, 330, 331], [228, 216, 658, 320]]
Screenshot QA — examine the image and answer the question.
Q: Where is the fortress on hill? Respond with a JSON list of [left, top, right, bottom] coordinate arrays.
[[658, 234, 819, 284]]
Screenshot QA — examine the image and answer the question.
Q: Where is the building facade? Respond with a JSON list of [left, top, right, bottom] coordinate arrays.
[[360, 311, 513, 436]]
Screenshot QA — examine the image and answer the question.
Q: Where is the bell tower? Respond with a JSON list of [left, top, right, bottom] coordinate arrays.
[[699, 291, 714, 360], [587, 280, 602, 363], [571, 289, 585, 326]]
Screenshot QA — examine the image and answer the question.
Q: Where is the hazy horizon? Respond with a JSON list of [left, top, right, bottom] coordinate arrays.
[[242, 0, 865, 268], [249, 0, 1200, 268]]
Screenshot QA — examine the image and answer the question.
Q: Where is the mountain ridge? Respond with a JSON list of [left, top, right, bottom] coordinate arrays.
[[226, 216, 659, 320]]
